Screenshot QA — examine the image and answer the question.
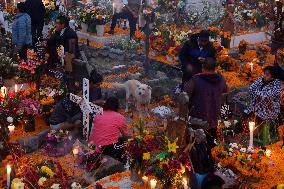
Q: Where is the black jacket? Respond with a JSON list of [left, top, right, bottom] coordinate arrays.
[[60, 27, 80, 58], [25, 0, 46, 26], [179, 37, 216, 73]]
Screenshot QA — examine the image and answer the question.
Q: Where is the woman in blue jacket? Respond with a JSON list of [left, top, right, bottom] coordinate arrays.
[[12, 3, 32, 60]]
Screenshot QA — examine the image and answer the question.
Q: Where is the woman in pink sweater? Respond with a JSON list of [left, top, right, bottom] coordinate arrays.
[[89, 97, 128, 162]]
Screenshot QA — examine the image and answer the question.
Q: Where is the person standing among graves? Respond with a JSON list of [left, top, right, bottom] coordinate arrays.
[[184, 58, 227, 153], [179, 30, 217, 86], [108, 0, 141, 38], [54, 15, 79, 72], [12, 2, 32, 60], [0, 6, 5, 34], [25, 0, 46, 46]]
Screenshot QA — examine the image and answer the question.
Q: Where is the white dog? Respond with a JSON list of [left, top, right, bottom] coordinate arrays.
[[113, 80, 152, 113]]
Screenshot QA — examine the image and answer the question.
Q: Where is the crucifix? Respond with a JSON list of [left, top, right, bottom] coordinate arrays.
[[70, 78, 103, 140]]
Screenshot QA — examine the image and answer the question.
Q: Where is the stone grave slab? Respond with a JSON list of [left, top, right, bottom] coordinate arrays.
[[77, 31, 129, 45], [230, 32, 270, 48]]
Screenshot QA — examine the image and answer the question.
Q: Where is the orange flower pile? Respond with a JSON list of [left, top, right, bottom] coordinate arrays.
[[212, 145, 268, 179], [239, 50, 257, 62], [79, 39, 104, 48], [220, 31, 232, 40]]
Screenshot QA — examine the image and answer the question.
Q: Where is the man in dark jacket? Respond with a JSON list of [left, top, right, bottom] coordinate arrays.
[[179, 30, 217, 84], [25, 0, 45, 45], [184, 58, 227, 152], [47, 16, 79, 72]]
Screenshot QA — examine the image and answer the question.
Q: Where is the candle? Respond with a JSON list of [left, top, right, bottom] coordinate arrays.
[[113, 2, 115, 15], [183, 177, 188, 189], [142, 176, 148, 185], [249, 62, 254, 72], [249, 122, 255, 148], [1, 86, 7, 98], [266, 149, 271, 157], [4, 0, 7, 9], [15, 84, 18, 93], [60, 45, 64, 66], [14, 0, 16, 6], [8, 124, 15, 133], [7, 164, 11, 189], [150, 179, 157, 189]]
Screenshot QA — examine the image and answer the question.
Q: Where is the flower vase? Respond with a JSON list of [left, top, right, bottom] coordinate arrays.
[[130, 168, 142, 183], [96, 25, 105, 37], [81, 23, 88, 33], [24, 116, 35, 132]]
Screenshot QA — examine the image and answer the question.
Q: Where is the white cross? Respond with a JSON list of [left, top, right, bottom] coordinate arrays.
[[70, 78, 103, 140]]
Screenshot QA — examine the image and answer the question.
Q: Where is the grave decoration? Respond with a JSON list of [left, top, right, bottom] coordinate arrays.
[[126, 119, 191, 188], [70, 78, 103, 140], [43, 130, 73, 157]]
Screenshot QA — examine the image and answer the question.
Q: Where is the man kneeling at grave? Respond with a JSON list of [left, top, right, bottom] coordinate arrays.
[[49, 71, 104, 131]]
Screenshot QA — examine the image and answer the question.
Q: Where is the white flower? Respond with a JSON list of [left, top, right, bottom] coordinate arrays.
[[233, 120, 238, 125], [240, 148, 246, 153], [229, 152, 233, 157], [38, 177, 47, 186], [229, 148, 233, 152], [247, 147, 254, 153], [71, 182, 82, 189], [7, 117, 13, 123], [223, 121, 231, 128], [51, 184, 61, 189], [11, 178, 25, 189]]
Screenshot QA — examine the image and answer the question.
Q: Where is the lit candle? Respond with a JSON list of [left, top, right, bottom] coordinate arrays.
[[7, 164, 11, 189], [249, 62, 254, 72], [249, 122, 255, 148], [142, 176, 149, 186], [14, 0, 16, 6], [183, 177, 188, 189], [266, 149, 271, 157], [150, 179, 157, 189], [15, 84, 18, 93], [1, 86, 7, 98], [4, 0, 7, 9], [8, 124, 15, 133]]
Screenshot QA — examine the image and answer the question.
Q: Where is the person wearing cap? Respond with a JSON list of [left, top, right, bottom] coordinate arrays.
[[179, 30, 217, 85]]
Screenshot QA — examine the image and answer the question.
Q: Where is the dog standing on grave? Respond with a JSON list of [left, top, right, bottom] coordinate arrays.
[[112, 80, 152, 114]]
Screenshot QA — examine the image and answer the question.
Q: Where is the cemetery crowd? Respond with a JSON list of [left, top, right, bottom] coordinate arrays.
[[1, 0, 284, 188]]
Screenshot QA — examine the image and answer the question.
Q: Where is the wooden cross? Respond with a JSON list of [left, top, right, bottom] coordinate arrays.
[[70, 78, 103, 140]]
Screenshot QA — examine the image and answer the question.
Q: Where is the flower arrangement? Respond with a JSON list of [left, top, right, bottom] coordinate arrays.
[[208, 26, 219, 39], [20, 98, 41, 116], [43, 130, 73, 157], [239, 50, 257, 62], [220, 31, 231, 40], [126, 119, 191, 188], [44, 0, 60, 21], [212, 143, 268, 178], [78, 151, 102, 173], [14, 159, 72, 189], [18, 49, 47, 83], [0, 90, 24, 125]]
